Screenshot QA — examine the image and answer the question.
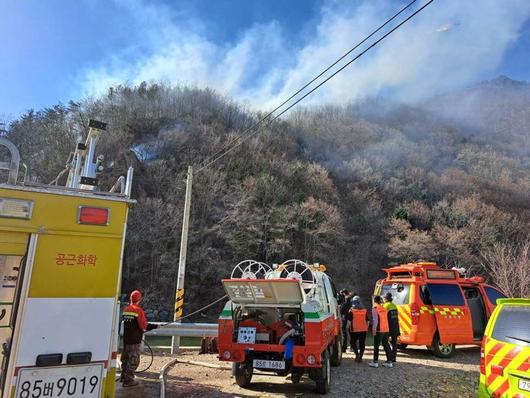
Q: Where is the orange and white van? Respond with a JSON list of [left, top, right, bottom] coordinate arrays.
[[374, 262, 506, 358], [218, 260, 342, 394]]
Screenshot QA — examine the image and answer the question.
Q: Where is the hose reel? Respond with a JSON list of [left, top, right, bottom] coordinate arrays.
[[230, 260, 271, 279], [278, 259, 317, 294]]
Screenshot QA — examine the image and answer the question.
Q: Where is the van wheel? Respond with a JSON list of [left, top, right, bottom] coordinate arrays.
[[315, 350, 331, 394], [331, 337, 342, 367], [234, 363, 253, 387], [431, 334, 455, 358], [397, 344, 408, 350]]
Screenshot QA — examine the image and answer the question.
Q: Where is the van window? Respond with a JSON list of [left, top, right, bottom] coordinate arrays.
[[381, 283, 410, 305], [484, 287, 506, 306], [491, 305, 530, 347], [426, 283, 465, 306], [420, 285, 432, 305]]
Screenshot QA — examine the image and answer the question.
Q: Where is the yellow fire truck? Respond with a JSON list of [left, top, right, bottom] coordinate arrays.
[[0, 120, 134, 398]]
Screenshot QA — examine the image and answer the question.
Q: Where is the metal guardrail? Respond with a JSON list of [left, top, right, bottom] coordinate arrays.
[[145, 322, 218, 338]]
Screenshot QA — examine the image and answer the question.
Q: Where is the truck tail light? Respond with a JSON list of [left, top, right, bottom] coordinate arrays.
[[410, 303, 420, 325], [480, 338, 486, 375], [78, 206, 109, 225], [295, 353, 306, 364], [232, 350, 242, 361]]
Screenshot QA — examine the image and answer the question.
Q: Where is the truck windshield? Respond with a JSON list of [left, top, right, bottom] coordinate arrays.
[[492, 305, 530, 347], [381, 283, 410, 305]]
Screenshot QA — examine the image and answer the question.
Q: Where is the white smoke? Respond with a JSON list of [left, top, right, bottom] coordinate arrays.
[[79, 0, 530, 109]]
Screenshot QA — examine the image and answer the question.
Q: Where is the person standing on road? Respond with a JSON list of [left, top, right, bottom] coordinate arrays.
[[369, 295, 393, 368], [347, 296, 369, 362], [384, 292, 401, 363], [340, 290, 353, 353], [121, 290, 159, 387]]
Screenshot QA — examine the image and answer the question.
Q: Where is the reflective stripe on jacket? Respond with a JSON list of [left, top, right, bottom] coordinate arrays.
[[123, 303, 148, 345], [384, 302, 401, 336]]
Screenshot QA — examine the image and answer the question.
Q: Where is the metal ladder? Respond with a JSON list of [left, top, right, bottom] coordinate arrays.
[[0, 138, 20, 185]]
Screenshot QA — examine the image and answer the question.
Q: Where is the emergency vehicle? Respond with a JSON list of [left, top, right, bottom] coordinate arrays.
[[479, 298, 530, 398], [374, 262, 506, 358], [0, 121, 134, 398], [218, 259, 342, 394]]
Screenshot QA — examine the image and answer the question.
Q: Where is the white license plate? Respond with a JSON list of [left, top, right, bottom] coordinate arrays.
[[15, 364, 103, 398], [519, 379, 530, 392], [253, 359, 285, 370]]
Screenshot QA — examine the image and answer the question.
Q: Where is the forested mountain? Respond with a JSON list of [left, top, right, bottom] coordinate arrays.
[[2, 77, 529, 320]]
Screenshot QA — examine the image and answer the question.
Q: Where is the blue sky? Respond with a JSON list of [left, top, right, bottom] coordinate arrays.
[[1, 0, 530, 120]]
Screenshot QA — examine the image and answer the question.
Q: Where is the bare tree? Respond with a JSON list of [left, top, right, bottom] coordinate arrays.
[[480, 242, 530, 298]]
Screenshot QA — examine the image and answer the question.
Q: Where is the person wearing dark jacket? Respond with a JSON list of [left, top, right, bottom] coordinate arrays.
[[339, 290, 352, 352], [384, 292, 401, 363], [121, 290, 159, 386], [347, 296, 370, 362]]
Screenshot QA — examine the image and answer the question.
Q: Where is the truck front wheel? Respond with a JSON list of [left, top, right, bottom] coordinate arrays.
[[234, 363, 253, 387], [315, 349, 331, 394], [331, 336, 342, 367]]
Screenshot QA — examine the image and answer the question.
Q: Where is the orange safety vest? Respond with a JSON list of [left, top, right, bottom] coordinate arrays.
[[350, 309, 368, 332], [375, 304, 389, 333]]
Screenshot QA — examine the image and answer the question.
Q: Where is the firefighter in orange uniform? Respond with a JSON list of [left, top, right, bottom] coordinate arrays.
[[369, 295, 393, 368], [121, 290, 158, 386], [347, 296, 369, 362]]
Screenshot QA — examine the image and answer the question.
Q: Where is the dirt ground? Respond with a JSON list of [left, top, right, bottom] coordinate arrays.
[[117, 345, 480, 398]]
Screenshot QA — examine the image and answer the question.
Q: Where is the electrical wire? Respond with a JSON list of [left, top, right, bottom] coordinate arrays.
[[160, 294, 228, 326], [196, 0, 420, 172], [115, 295, 227, 378], [196, 0, 434, 173]]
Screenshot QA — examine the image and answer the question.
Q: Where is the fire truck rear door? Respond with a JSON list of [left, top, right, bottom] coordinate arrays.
[[222, 279, 304, 306], [0, 231, 29, 392]]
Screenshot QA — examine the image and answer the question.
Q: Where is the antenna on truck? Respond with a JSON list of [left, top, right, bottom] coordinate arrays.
[[66, 119, 106, 190]]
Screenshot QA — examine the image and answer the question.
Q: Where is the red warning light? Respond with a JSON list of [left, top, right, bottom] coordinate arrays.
[[78, 206, 109, 225]]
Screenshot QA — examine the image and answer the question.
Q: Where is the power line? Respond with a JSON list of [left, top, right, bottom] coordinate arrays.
[[196, 0, 421, 173], [196, 0, 433, 173]]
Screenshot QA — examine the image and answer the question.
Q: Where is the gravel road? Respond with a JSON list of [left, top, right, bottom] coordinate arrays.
[[118, 345, 480, 398]]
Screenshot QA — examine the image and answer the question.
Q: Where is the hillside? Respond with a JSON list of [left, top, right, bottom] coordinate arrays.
[[3, 77, 530, 319]]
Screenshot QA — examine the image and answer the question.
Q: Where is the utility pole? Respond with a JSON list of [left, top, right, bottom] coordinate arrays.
[[171, 166, 193, 354]]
